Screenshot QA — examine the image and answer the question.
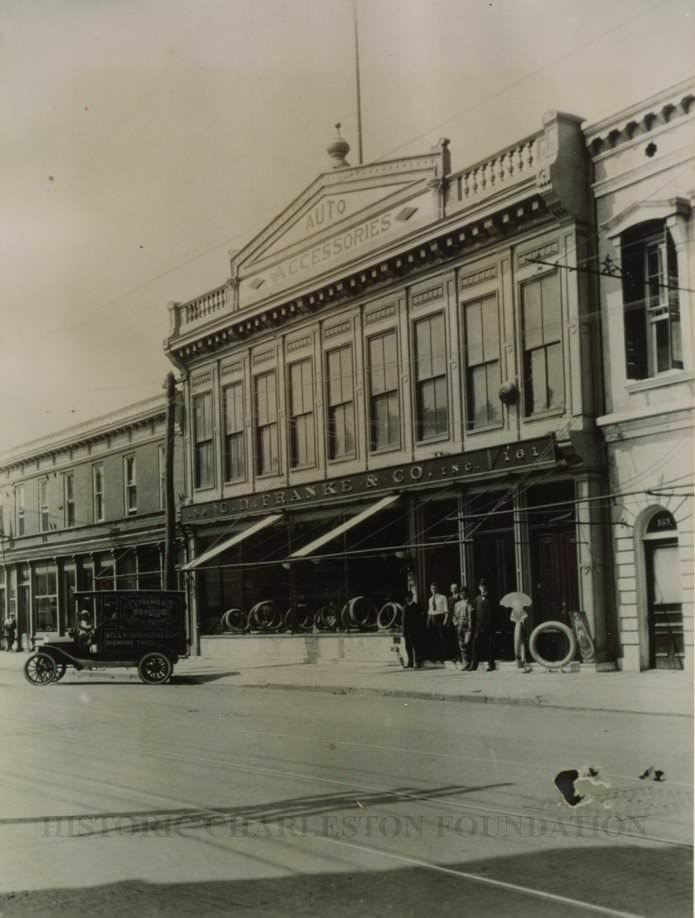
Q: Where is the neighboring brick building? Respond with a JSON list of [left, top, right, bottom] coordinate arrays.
[[0, 397, 186, 648], [587, 78, 695, 670]]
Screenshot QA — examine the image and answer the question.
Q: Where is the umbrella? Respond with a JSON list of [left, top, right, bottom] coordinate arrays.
[[499, 591, 532, 619]]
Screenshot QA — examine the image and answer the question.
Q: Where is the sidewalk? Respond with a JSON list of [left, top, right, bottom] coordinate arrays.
[[2, 651, 692, 717]]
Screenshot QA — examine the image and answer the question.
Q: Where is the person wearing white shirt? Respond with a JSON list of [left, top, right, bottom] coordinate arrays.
[[426, 582, 447, 662]]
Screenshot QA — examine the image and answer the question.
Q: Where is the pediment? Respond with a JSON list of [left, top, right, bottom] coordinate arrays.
[[245, 182, 413, 265], [602, 196, 691, 239], [231, 147, 450, 310]]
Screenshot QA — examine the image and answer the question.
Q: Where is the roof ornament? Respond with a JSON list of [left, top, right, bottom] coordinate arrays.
[[326, 122, 351, 169]]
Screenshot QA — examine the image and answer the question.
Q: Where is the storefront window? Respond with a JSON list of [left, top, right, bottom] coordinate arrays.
[[118, 550, 138, 589], [368, 331, 400, 451], [35, 565, 57, 632], [138, 546, 162, 590], [63, 567, 76, 628], [326, 346, 355, 460], [414, 313, 448, 440], [526, 481, 578, 623], [94, 555, 115, 591]]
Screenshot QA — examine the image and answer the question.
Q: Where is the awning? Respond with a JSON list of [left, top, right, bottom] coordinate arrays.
[[180, 513, 283, 571], [288, 493, 399, 560]]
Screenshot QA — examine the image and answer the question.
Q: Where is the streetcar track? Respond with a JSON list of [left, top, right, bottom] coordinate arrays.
[[2, 724, 690, 850], [3, 690, 692, 790], [0, 756, 657, 918]]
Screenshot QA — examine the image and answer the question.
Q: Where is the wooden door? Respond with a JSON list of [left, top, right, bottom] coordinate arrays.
[[647, 540, 683, 669]]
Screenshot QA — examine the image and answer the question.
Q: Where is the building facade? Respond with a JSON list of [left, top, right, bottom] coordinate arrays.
[[0, 397, 185, 649], [587, 78, 695, 670], [167, 113, 614, 663]]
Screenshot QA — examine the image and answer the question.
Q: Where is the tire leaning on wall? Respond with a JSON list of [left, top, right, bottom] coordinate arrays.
[[249, 600, 282, 632], [220, 608, 246, 633], [528, 620, 577, 670], [315, 603, 339, 631], [348, 596, 378, 630], [377, 602, 402, 631]]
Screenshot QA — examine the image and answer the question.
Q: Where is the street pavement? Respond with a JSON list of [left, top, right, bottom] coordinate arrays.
[[0, 657, 692, 917]]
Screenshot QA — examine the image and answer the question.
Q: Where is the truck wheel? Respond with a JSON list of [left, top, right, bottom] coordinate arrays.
[[138, 652, 172, 685], [52, 663, 67, 683], [24, 653, 56, 686]]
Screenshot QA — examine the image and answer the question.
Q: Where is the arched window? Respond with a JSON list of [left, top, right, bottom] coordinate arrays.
[[621, 222, 682, 379]]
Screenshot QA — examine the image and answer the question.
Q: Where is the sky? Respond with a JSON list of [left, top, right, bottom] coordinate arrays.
[[1, 0, 693, 452]]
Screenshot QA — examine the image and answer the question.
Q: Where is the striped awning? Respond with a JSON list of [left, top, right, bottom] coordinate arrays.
[[180, 513, 283, 571], [288, 493, 399, 560]]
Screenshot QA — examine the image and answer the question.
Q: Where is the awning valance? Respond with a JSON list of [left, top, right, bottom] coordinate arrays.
[[288, 493, 399, 560], [180, 513, 283, 571]]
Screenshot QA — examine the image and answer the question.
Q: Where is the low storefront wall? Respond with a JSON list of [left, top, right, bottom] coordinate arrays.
[[199, 632, 402, 667]]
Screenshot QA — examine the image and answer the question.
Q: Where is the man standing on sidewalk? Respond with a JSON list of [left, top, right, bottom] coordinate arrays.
[[3, 614, 16, 652], [426, 582, 447, 663], [468, 579, 496, 671], [402, 589, 425, 668], [453, 585, 474, 670]]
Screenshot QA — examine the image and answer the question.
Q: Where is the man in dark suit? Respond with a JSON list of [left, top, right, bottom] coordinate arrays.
[[468, 578, 496, 671]]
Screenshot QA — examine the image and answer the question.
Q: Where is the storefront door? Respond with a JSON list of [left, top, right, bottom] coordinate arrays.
[[646, 540, 683, 669], [474, 530, 515, 659], [530, 528, 579, 624]]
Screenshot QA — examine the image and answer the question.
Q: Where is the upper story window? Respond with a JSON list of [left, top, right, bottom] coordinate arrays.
[[223, 383, 245, 482], [93, 463, 104, 522], [39, 478, 49, 532], [522, 271, 564, 416], [124, 455, 137, 515], [64, 472, 75, 527], [158, 444, 166, 510], [464, 295, 501, 429], [15, 486, 25, 536], [255, 371, 279, 476], [414, 313, 448, 440], [621, 223, 682, 379], [289, 360, 315, 469], [368, 331, 400, 451], [193, 392, 214, 489], [326, 345, 355, 461]]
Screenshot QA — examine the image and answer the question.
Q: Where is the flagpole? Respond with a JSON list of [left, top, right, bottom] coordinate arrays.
[[353, 0, 364, 164]]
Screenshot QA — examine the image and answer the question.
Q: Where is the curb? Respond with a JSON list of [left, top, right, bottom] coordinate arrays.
[[235, 680, 693, 718]]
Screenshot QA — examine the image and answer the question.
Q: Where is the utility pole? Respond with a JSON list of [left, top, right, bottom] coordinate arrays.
[[163, 371, 177, 590], [353, 0, 364, 164]]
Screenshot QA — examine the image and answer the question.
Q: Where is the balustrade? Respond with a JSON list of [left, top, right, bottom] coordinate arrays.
[[456, 134, 539, 204], [179, 283, 230, 330]]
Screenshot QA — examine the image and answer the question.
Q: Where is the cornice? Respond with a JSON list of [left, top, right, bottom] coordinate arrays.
[[0, 396, 166, 472], [166, 190, 553, 365], [585, 78, 695, 155]]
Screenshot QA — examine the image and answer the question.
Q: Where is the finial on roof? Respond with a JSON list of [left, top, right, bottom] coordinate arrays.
[[327, 122, 350, 169]]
